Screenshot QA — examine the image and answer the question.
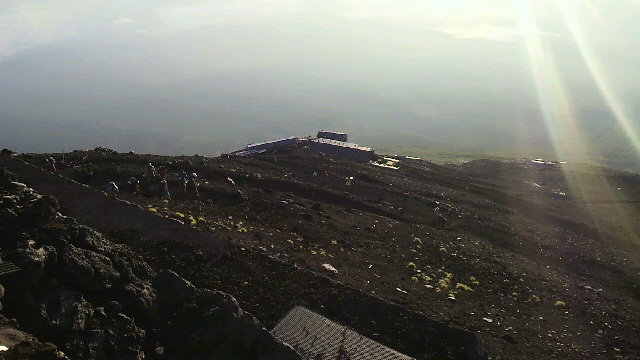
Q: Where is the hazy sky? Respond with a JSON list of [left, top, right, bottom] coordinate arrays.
[[3, 0, 638, 53], [1, 0, 639, 169]]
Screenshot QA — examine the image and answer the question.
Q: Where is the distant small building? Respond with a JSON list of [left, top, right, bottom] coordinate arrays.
[[245, 137, 298, 152], [394, 155, 421, 161], [309, 138, 374, 162], [317, 130, 348, 142]]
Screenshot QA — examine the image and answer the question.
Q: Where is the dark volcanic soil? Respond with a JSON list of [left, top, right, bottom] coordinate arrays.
[[7, 147, 640, 360]]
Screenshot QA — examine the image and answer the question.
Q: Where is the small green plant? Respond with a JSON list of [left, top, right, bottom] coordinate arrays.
[[407, 262, 417, 269], [413, 237, 422, 245], [235, 222, 248, 232], [437, 272, 453, 291], [555, 300, 566, 307], [456, 283, 473, 291]]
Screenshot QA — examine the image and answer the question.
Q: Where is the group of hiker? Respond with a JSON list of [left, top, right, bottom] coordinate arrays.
[[105, 162, 199, 199], [433, 206, 456, 229], [147, 163, 199, 198]]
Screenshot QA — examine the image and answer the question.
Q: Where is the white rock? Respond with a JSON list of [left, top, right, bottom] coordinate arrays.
[[322, 263, 338, 274]]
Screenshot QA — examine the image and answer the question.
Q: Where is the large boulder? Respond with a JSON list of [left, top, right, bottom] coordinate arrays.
[[45, 290, 94, 331], [71, 225, 107, 251], [116, 280, 158, 317], [11, 242, 57, 285], [153, 269, 195, 305], [19, 195, 59, 227], [109, 244, 156, 283], [76, 329, 108, 360], [161, 288, 243, 357], [73, 226, 157, 283], [195, 289, 244, 339], [224, 312, 301, 360], [103, 312, 146, 360], [17, 288, 93, 332], [59, 245, 120, 292], [172, 288, 301, 360]]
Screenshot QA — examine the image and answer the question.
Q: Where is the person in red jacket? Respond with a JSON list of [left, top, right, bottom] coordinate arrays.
[[158, 166, 168, 180]]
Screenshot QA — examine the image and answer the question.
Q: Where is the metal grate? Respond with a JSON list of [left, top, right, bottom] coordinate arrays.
[[0, 261, 20, 276], [272, 306, 415, 360]]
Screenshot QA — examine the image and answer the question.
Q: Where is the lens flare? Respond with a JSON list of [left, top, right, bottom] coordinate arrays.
[[556, 0, 640, 158], [513, 0, 639, 245], [513, 0, 582, 160]]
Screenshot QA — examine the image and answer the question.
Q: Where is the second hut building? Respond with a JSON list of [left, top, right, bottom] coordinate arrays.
[[317, 130, 348, 142], [309, 138, 374, 162]]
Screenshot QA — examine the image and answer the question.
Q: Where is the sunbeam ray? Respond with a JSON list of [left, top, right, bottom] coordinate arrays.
[[556, 0, 640, 158], [513, 0, 640, 245], [554, 0, 640, 244]]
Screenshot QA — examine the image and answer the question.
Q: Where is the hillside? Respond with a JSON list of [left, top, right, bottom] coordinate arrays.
[[1, 146, 639, 359]]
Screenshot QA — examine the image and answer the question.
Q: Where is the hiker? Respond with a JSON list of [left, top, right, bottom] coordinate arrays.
[[146, 163, 156, 182], [337, 349, 352, 360], [345, 177, 353, 186], [128, 177, 135, 188], [189, 172, 199, 195], [433, 206, 448, 229], [106, 181, 119, 193], [445, 207, 456, 227], [128, 177, 140, 194], [47, 157, 57, 173], [178, 170, 188, 194], [158, 166, 168, 180], [159, 179, 170, 199]]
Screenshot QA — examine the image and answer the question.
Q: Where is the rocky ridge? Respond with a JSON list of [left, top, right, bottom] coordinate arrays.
[[0, 166, 300, 359]]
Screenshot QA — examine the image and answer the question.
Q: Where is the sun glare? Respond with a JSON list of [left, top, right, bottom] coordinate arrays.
[[514, 0, 639, 245], [556, 0, 640, 158]]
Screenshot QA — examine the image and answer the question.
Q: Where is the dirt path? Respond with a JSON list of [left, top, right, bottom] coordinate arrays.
[[0, 156, 231, 254]]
